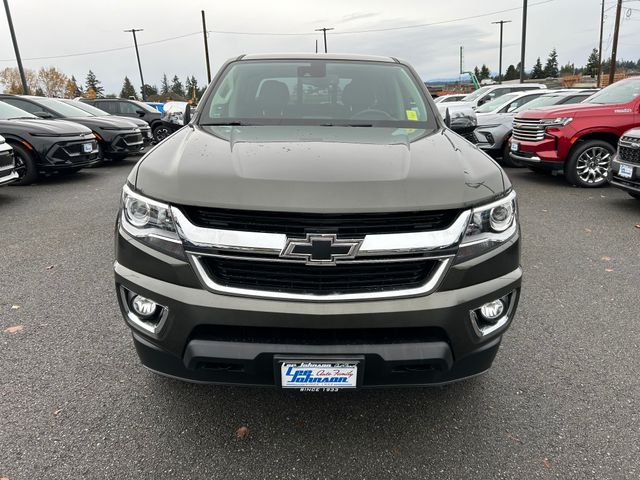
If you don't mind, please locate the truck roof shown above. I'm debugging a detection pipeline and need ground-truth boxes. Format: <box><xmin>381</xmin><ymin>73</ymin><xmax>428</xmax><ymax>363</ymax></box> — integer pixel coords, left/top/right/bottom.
<box><xmin>238</xmin><ymin>53</ymin><xmax>397</xmax><ymax>63</ymax></box>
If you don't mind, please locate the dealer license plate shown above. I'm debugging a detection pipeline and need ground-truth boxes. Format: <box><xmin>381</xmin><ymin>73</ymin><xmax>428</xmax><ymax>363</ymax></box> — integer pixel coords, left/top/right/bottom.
<box><xmin>510</xmin><ymin>141</ymin><xmax>519</xmax><ymax>152</ymax></box>
<box><xmin>280</xmin><ymin>361</ymin><xmax>358</xmax><ymax>390</ymax></box>
<box><xmin>83</xmin><ymin>142</ymin><xmax>93</xmax><ymax>153</ymax></box>
<box><xmin>619</xmin><ymin>163</ymin><xmax>634</xmax><ymax>179</ymax></box>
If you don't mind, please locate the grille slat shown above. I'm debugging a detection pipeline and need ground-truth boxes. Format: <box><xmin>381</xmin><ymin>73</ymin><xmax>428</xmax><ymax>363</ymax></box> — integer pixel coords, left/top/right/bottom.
<box><xmin>513</xmin><ymin>118</ymin><xmax>545</xmax><ymax>142</ymax></box>
<box><xmin>181</xmin><ymin>207</ymin><xmax>460</xmax><ymax>236</ymax></box>
<box><xmin>619</xmin><ymin>145</ymin><xmax>640</xmax><ymax>165</ymax></box>
<box><xmin>202</xmin><ymin>257</ymin><xmax>437</xmax><ymax>294</ymax></box>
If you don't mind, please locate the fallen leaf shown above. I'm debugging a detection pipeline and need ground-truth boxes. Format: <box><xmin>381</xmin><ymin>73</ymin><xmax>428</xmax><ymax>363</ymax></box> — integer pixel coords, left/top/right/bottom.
<box><xmin>584</xmin><ymin>228</ymin><xmax>592</xmax><ymax>234</ymax></box>
<box><xmin>605</xmin><ymin>268</ymin><xmax>614</xmax><ymax>272</ymax></box>
<box><xmin>601</xmin><ymin>256</ymin><xmax>612</xmax><ymax>261</ymax></box>
<box><xmin>53</xmin><ymin>409</ymin><xmax>63</xmax><ymax>416</ymax></box>
<box><xmin>635</xmin><ymin>224</ymin><xmax>640</xmax><ymax>229</ymax></box>
<box><xmin>1</xmin><ymin>476</ymin><xmax>10</xmax><ymax>480</ymax></box>
<box><xmin>543</xmin><ymin>458</ymin><xmax>552</xmax><ymax>469</ymax></box>
<box><xmin>10</xmin><ymin>305</ymin><xmax>20</xmax><ymax>310</ymax></box>
<box><xmin>4</xmin><ymin>325</ymin><xmax>23</xmax><ymax>334</ymax></box>
<box><xmin>507</xmin><ymin>432</ymin><xmax>522</xmax><ymax>444</ymax></box>
<box><xmin>236</xmin><ymin>425</ymin><xmax>250</xmax><ymax>440</ymax></box>
<box><xmin>46</xmin><ymin>265</ymin><xmax>55</xmax><ymax>270</ymax></box>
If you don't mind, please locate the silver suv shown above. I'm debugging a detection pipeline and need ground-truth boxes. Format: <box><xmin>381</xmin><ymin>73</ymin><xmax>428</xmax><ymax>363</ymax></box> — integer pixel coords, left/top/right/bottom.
<box><xmin>114</xmin><ymin>54</ymin><xmax>522</xmax><ymax>389</ymax></box>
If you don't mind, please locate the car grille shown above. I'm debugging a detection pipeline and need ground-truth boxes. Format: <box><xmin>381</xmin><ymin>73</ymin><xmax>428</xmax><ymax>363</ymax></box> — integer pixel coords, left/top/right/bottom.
<box><xmin>0</xmin><ymin>148</ymin><xmax>14</xmax><ymax>172</ymax></box>
<box><xmin>48</xmin><ymin>139</ymin><xmax>98</xmax><ymax>165</ymax></box>
<box><xmin>461</xmin><ymin>131</ymin><xmax>478</xmax><ymax>144</ymax></box>
<box><xmin>513</xmin><ymin>118</ymin><xmax>545</xmax><ymax>142</ymax></box>
<box><xmin>200</xmin><ymin>256</ymin><xmax>438</xmax><ymax>295</ymax></box>
<box><xmin>619</xmin><ymin>136</ymin><xmax>640</xmax><ymax>165</ymax></box>
<box><xmin>180</xmin><ymin>207</ymin><xmax>461</xmax><ymax>236</ymax></box>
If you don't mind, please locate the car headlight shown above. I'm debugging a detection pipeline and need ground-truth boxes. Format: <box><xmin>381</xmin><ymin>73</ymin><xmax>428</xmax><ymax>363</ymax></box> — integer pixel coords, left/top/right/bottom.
<box><xmin>540</xmin><ymin>117</ymin><xmax>573</xmax><ymax>128</ymax></box>
<box><xmin>120</xmin><ymin>185</ymin><xmax>186</xmax><ymax>259</ymax></box>
<box><xmin>456</xmin><ymin>190</ymin><xmax>518</xmax><ymax>262</ymax></box>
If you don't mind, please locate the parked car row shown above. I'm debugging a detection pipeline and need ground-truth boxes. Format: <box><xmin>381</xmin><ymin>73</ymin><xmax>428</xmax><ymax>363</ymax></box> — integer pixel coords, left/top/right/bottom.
<box><xmin>443</xmin><ymin>76</ymin><xmax>640</xmax><ymax>198</ymax></box>
<box><xmin>0</xmin><ymin>95</ymin><xmax>196</xmax><ymax>186</ymax></box>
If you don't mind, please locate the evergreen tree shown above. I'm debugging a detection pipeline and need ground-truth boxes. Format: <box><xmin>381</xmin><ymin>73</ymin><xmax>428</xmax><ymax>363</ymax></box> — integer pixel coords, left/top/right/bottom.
<box><xmin>560</xmin><ymin>62</ymin><xmax>575</xmax><ymax>76</ymax></box>
<box><xmin>142</xmin><ymin>84</ymin><xmax>158</xmax><ymax>98</ymax></box>
<box><xmin>160</xmin><ymin>74</ymin><xmax>170</xmax><ymax>95</ymax></box>
<box><xmin>543</xmin><ymin>49</ymin><xmax>559</xmax><ymax>78</ymax></box>
<box><xmin>531</xmin><ymin>57</ymin><xmax>544</xmax><ymax>79</ymax></box>
<box><xmin>85</xmin><ymin>70</ymin><xmax>104</xmax><ymax>97</ymax></box>
<box><xmin>170</xmin><ymin>75</ymin><xmax>185</xmax><ymax>97</ymax></box>
<box><xmin>585</xmin><ymin>48</ymin><xmax>599</xmax><ymax>78</ymax></box>
<box><xmin>480</xmin><ymin>64</ymin><xmax>491</xmax><ymax>80</ymax></box>
<box><xmin>473</xmin><ymin>66</ymin><xmax>481</xmax><ymax>80</ymax></box>
<box><xmin>503</xmin><ymin>64</ymin><xmax>519</xmax><ymax>81</ymax></box>
<box><xmin>120</xmin><ymin>76</ymin><xmax>136</xmax><ymax>99</ymax></box>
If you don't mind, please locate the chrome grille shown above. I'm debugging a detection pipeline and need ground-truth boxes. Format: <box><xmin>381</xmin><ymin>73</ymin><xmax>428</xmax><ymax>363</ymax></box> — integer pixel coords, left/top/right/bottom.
<box><xmin>619</xmin><ymin>136</ymin><xmax>640</xmax><ymax>165</ymax></box>
<box><xmin>512</xmin><ymin>118</ymin><xmax>545</xmax><ymax>142</ymax></box>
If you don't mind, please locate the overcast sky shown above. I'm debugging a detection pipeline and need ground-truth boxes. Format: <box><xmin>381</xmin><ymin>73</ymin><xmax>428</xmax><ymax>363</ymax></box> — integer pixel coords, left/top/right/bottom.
<box><xmin>1</xmin><ymin>0</ymin><xmax>639</xmax><ymax>94</ymax></box>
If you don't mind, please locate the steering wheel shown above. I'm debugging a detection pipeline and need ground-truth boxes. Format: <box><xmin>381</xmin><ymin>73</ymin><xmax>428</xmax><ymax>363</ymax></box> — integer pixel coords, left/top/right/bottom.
<box><xmin>351</xmin><ymin>109</ymin><xmax>395</xmax><ymax>120</ymax></box>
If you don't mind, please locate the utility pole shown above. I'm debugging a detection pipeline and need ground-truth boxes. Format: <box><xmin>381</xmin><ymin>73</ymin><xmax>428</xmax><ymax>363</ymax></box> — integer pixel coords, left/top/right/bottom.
<box><xmin>201</xmin><ymin>10</ymin><xmax>211</xmax><ymax>84</ymax></box>
<box><xmin>519</xmin><ymin>0</ymin><xmax>528</xmax><ymax>83</ymax></box>
<box><xmin>315</xmin><ymin>27</ymin><xmax>334</xmax><ymax>53</ymax></box>
<box><xmin>608</xmin><ymin>0</ymin><xmax>623</xmax><ymax>85</ymax></box>
<box><xmin>492</xmin><ymin>20</ymin><xmax>511</xmax><ymax>84</ymax></box>
<box><xmin>597</xmin><ymin>0</ymin><xmax>605</xmax><ymax>87</ymax></box>
<box><xmin>3</xmin><ymin>0</ymin><xmax>29</xmax><ymax>94</ymax></box>
<box><xmin>124</xmin><ymin>28</ymin><xmax>146</xmax><ymax>100</ymax></box>
<box><xmin>315</xmin><ymin>39</ymin><xmax>318</xmax><ymax>53</ymax></box>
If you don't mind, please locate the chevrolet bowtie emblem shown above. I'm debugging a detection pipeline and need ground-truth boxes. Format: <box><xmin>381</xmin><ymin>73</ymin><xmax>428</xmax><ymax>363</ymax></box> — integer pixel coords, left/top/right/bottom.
<box><xmin>281</xmin><ymin>234</ymin><xmax>362</xmax><ymax>265</ymax></box>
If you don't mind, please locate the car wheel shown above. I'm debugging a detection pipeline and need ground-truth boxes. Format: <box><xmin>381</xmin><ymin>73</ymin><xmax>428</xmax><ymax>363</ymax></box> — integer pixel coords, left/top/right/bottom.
<box><xmin>500</xmin><ymin>137</ymin><xmax>524</xmax><ymax>168</ymax></box>
<box><xmin>153</xmin><ymin>125</ymin><xmax>171</xmax><ymax>142</ymax></box>
<box><xmin>9</xmin><ymin>143</ymin><xmax>39</xmax><ymax>186</ymax></box>
<box><xmin>564</xmin><ymin>140</ymin><xmax>614</xmax><ymax>188</ymax></box>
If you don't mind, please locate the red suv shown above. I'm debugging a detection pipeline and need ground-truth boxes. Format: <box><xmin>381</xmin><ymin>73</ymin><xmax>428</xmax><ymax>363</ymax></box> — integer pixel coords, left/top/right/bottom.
<box><xmin>509</xmin><ymin>77</ymin><xmax>640</xmax><ymax>187</ymax></box>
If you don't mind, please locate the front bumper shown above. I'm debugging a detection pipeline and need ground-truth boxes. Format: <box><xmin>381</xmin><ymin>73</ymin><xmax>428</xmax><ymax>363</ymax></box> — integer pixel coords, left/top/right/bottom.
<box><xmin>103</xmin><ymin>131</ymin><xmax>144</xmax><ymax>155</ymax></box>
<box><xmin>114</xmin><ymin>229</ymin><xmax>522</xmax><ymax>387</ymax></box>
<box><xmin>609</xmin><ymin>155</ymin><xmax>640</xmax><ymax>195</ymax></box>
<box><xmin>475</xmin><ymin>125</ymin><xmax>510</xmax><ymax>152</ymax></box>
<box><xmin>509</xmin><ymin>137</ymin><xmax>564</xmax><ymax>169</ymax></box>
<box><xmin>41</xmin><ymin>138</ymin><xmax>101</xmax><ymax>171</ymax></box>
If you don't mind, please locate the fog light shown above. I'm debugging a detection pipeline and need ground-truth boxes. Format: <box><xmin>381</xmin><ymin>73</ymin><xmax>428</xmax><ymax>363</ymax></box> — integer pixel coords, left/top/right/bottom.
<box><xmin>131</xmin><ymin>295</ymin><xmax>158</xmax><ymax>318</ymax></box>
<box><xmin>479</xmin><ymin>299</ymin><xmax>505</xmax><ymax>322</ymax></box>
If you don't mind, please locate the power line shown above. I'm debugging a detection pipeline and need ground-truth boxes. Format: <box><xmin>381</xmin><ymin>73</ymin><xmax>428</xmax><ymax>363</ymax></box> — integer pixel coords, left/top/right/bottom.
<box><xmin>1</xmin><ymin>0</ymin><xmax>558</xmax><ymax>63</ymax></box>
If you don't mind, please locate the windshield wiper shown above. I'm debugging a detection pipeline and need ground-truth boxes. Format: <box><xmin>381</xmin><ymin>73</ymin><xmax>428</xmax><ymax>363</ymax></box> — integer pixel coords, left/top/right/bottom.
<box><xmin>320</xmin><ymin>122</ymin><xmax>373</xmax><ymax>127</ymax></box>
<box><xmin>9</xmin><ymin>116</ymin><xmax>37</xmax><ymax>120</ymax></box>
<box><xmin>201</xmin><ymin>121</ymin><xmax>254</xmax><ymax>126</ymax></box>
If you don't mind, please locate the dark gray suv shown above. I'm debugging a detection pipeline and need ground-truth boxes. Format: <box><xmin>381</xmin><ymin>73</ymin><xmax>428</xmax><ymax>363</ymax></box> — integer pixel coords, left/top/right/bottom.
<box><xmin>114</xmin><ymin>54</ymin><xmax>522</xmax><ymax>389</ymax></box>
<box><xmin>80</xmin><ymin>98</ymin><xmax>165</xmax><ymax>142</ymax></box>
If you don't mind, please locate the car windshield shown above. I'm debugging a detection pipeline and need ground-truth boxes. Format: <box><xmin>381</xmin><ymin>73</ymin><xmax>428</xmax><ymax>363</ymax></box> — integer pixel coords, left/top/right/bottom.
<box><xmin>61</xmin><ymin>100</ymin><xmax>108</xmax><ymax>116</ymax></box>
<box><xmin>475</xmin><ymin>93</ymin><xmax>519</xmax><ymax>113</ymax></box>
<box><xmin>34</xmin><ymin>97</ymin><xmax>94</xmax><ymax>117</ymax></box>
<box><xmin>199</xmin><ymin>59</ymin><xmax>435</xmax><ymax>129</ymax></box>
<box><xmin>132</xmin><ymin>100</ymin><xmax>159</xmax><ymax>113</ymax></box>
<box><xmin>463</xmin><ymin>86</ymin><xmax>493</xmax><ymax>102</ymax></box>
<box><xmin>0</xmin><ymin>100</ymin><xmax>38</xmax><ymax>120</ymax></box>
<box><xmin>585</xmin><ymin>80</ymin><xmax>640</xmax><ymax>104</ymax></box>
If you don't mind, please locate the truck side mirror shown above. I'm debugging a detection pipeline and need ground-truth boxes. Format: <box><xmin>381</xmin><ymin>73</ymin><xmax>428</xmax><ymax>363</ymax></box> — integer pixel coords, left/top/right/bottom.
<box><xmin>445</xmin><ymin>107</ymin><xmax>477</xmax><ymax>135</ymax></box>
<box><xmin>184</xmin><ymin>105</ymin><xmax>191</xmax><ymax>125</ymax></box>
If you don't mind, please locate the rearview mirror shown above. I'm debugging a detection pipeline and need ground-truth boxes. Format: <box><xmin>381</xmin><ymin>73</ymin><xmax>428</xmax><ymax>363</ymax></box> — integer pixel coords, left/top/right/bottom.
<box><xmin>136</xmin><ymin>109</ymin><xmax>146</xmax><ymax>117</ymax></box>
<box><xmin>444</xmin><ymin>106</ymin><xmax>477</xmax><ymax>135</ymax></box>
<box><xmin>184</xmin><ymin>105</ymin><xmax>191</xmax><ymax>125</ymax></box>
<box><xmin>34</xmin><ymin>111</ymin><xmax>53</xmax><ymax>119</ymax></box>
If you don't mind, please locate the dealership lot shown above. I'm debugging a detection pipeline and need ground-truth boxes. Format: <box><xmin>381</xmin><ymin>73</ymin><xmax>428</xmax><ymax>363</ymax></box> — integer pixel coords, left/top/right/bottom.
<box><xmin>1</xmin><ymin>162</ymin><xmax>639</xmax><ymax>479</ymax></box>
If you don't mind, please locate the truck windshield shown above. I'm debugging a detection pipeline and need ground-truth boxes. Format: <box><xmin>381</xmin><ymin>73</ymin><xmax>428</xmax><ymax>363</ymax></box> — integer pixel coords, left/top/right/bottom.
<box><xmin>462</xmin><ymin>86</ymin><xmax>493</xmax><ymax>102</ymax></box>
<box><xmin>199</xmin><ymin>60</ymin><xmax>435</xmax><ymax>129</ymax></box>
<box><xmin>476</xmin><ymin>93</ymin><xmax>519</xmax><ymax>113</ymax></box>
<box><xmin>585</xmin><ymin>80</ymin><xmax>640</xmax><ymax>105</ymax></box>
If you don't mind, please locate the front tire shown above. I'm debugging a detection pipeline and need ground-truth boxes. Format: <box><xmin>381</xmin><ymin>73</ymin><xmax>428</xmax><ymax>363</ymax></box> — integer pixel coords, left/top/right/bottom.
<box><xmin>10</xmin><ymin>143</ymin><xmax>39</xmax><ymax>186</ymax></box>
<box><xmin>153</xmin><ymin>124</ymin><xmax>171</xmax><ymax>143</ymax></box>
<box><xmin>564</xmin><ymin>140</ymin><xmax>614</xmax><ymax>188</ymax></box>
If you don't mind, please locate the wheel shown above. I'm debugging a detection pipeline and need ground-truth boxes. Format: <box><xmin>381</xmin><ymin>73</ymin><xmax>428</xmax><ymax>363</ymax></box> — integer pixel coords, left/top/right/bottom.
<box><xmin>153</xmin><ymin>124</ymin><xmax>171</xmax><ymax>143</ymax></box>
<box><xmin>628</xmin><ymin>191</ymin><xmax>640</xmax><ymax>200</ymax></box>
<box><xmin>500</xmin><ymin>137</ymin><xmax>524</xmax><ymax>168</ymax></box>
<box><xmin>9</xmin><ymin>143</ymin><xmax>39</xmax><ymax>186</ymax></box>
<box><xmin>564</xmin><ymin>140</ymin><xmax>614</xmax><ymax>187</ymax></box>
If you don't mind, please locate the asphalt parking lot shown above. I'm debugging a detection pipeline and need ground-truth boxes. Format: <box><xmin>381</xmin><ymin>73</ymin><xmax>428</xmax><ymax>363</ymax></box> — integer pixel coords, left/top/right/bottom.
<box><xmin>1</xmin><ymin>161</ymin><xmax>639</xmax><ymax>480</ymax></box>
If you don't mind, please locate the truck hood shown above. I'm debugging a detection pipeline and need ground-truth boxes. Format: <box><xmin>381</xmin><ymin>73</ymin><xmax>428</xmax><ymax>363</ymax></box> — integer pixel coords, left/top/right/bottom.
<box><xmin>134</xmin><ymin>125</ymin><xmax>507</xmax><ymax>213</ymax></box>
<box><xmin>0</xmin><ymin>118</ymin><xmax>92</xmax><ymax>136</ymax></box>
<box><xmin>516</xmin><ymin>102</ymin><xmax>624</xmax><ymax>119</ymax></box>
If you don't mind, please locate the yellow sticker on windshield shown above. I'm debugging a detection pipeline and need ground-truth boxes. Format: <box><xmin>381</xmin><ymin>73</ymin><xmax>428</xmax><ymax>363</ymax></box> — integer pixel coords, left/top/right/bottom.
<box><xmin>406</xmin><ymin>110</ymin><xmax>418</xmax><ymax>121</ymax></box>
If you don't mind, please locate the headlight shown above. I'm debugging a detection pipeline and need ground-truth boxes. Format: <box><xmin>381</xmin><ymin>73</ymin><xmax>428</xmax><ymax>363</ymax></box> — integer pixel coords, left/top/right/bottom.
<box><xmin>120</xmin><ymin>185</ymin><xmax>186</xmax><ymax>259</ymax></box>
<box><xmin>540</xmin><ymin>117</ymin><xmax>573</xmax><ymax>127</ymax></box>
<box><xmin>456</xmin><ymin>190</ymin><xmax>518</xmax><ymax>262</ymax></box>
